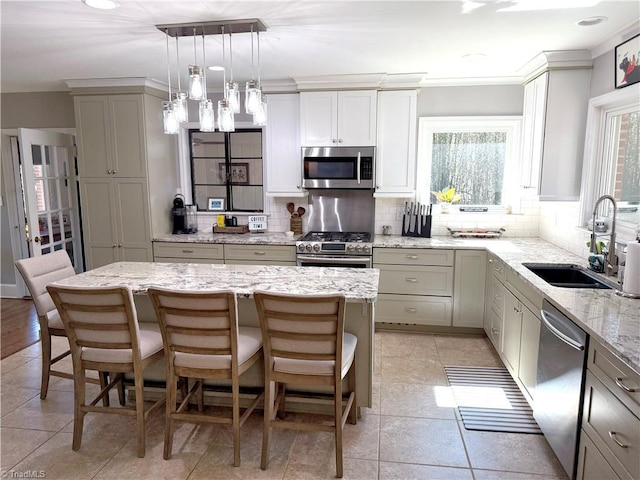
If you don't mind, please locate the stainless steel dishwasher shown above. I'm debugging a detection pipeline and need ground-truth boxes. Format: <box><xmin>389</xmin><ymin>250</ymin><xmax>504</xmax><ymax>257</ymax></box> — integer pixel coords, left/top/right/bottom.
<box><xmin>534</xmin><ymin>299</ymin><xmax>588</xmax><ymax>480</ymax></box>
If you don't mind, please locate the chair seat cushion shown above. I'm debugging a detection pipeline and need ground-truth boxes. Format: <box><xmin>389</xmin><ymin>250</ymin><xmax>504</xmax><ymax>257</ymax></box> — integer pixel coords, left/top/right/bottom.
<box><xmin>174</xmin><ymin>326</ymin><xmax>262</xmax><ymax>370</ymax></box>
<box><xmin>47</xmin><ymin>309</ymin><xmax>64</xmax><ymax>330</ymax></box>
<box><xmin>273</xmin><ymin>333</ymin><xmax>357</xmax><ymax>377</ymax></box>
<box><xmin>81</xmin><ymin>323</ymin><xmax>164</xmax><ymax>364</ymax></box>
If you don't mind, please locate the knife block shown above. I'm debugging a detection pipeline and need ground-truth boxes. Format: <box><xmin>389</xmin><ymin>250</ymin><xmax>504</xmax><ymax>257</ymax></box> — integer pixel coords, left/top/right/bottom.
<box><xmin>402</xmin><ymin>213</ymin><xmax>432</xmax><ymax>238</ymax></box>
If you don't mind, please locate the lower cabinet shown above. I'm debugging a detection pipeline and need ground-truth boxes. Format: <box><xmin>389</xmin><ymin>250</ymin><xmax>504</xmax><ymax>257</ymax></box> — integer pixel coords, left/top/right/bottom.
<box><xmin>453</xmin><ymin>250</ymin><xmax>486</xmax><ymax>327</ymax></box>
<box><xmin>578</xmin><ymin>340</ymin><xmax>640</xmax><ymax>480</ymax></box>
<box><xmin>152</xmin><ymin>242</ymin><xmax>224</xmax><ymax>264</ymax></box>
<box><xmin>502</xmin><ymin>289</ymin><xmax>523</xmax><ymax>376</ymax></box>
<box><xmin>518</xmin><ymin>306</ymin><xmax>540</xmax><ymax>399</ymax></box>
<box><xmin>223</xmin><ymin>244</ymin><xmax>296</xmax><ymax>265</ymax></box>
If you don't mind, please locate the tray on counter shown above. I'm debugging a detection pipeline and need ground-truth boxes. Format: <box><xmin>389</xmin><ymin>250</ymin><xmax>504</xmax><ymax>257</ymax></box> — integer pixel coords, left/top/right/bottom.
<box><xmin>213</xmin><ymin>225</ymin><xmax>249</xmax><ymax>234</ymax></box>
<box><xmin>447</xmin><ymin>227</ymin><xmax>505</xmax><ymax>238</ymax></box>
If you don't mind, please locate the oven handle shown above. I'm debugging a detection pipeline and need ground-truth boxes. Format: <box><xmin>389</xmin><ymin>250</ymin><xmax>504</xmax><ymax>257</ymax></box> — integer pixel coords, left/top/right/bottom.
<box><xmin>297</xmin><ymin>254</ymin><xmax>371</xmax><ymax>267</ymax></box>
<box><xmin>357</xmin><ymin>151</ymin><xmax>361</xmax><ymax>185</ymax></box>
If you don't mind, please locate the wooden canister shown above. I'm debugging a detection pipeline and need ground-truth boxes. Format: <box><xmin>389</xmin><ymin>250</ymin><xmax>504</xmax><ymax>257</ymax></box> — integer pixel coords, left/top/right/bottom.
<box><xmin>290</xmin><ymin>216</ymin><xmax>302</xmax><ymax>235</ymax></box>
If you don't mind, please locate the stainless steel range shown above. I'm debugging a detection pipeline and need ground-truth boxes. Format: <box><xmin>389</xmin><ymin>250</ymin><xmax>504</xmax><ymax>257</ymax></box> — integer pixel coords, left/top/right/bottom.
<box><xmin>296</xmin><ymin>231</ymin><xmax>373</xmax><ymax>268</ymax></box>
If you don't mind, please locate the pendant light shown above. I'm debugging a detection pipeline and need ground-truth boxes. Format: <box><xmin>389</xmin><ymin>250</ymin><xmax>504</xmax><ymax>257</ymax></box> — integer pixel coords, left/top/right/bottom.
<box><xmin>225</xmin><ymin>31</ymin><xmax>241</xmax><ymax>114</ymax></box>
<box><xmin>188</xmin><ymin>27</ymin><xmax>205</xmax><ymax>101</ymax></box>
<box><xmin>171</xmin><ymin>36</ymin><xmax>188</xmax><ymax>123</ymax></box>
<box><xmin>218</xmin><ymin>26</ymin><xmax>235</xmax><ymax>132</ymax></box>
<box><xmin>198</xmin><ymin>27</ymin><xmax>215</xmax><ymax>132</ymax></box>
<box><xmin>245</xmin><ymin>25</ymin><xmax>261</xmax><ymax>115</ymax></box>
<box><xmin>162</xmin><ymin>29</ymin><xmax>179</xmax><ymax>134</ymax></box>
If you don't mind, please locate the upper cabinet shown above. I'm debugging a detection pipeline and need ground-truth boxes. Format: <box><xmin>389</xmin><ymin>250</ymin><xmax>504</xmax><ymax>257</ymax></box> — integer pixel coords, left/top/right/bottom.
<box><xmin>300</xmin><ymin>90</ymin><xmax>377</xmax><ymax>146</ymax></box>
<box><xmin>519</xmin><ymin>51</ymin><xmax>592</xmax><ymax>201</ymax></box>
<box><xmin>74</xmin><ymin>95</ymin><xmax>147</xmax><ymax>178</ymax></box>
<box><xmin>374</xmin><ymin>90</ymin><xmax>417</xmax><ymax>197</ymax></box>
<box><xmin>264</xmin><ymin>93</ymin><xmax>305</xmax><ymax>197</ymax></box>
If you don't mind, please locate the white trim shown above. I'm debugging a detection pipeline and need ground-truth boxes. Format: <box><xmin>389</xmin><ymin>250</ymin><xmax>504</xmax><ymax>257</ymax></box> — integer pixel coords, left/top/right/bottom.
<box><xmin>579</xmin><ymin>84</ymin><xmax>640</xmax><ymax>229</ymax></box>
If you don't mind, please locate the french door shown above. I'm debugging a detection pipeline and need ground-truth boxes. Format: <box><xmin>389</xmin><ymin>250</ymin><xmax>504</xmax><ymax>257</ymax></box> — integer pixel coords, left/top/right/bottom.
<box><xmin>17</xmin><ymin>128</ymin><xmax>83</xmax><ymax>270</ymax></box>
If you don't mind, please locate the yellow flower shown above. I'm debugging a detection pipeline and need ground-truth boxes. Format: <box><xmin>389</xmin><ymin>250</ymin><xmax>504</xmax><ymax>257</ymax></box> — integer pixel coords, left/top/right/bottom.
<box><xmin>431</xmin><ymin>187</ymin><xmax>462</xmax><ymax>204</ymax></box>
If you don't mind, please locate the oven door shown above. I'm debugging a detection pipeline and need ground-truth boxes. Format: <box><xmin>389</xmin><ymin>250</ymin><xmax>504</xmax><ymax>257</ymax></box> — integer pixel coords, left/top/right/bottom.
<box><xmin>297</xmin><ymin>254</ymin><xmax>372</xmax><ymax>268</ymax></box>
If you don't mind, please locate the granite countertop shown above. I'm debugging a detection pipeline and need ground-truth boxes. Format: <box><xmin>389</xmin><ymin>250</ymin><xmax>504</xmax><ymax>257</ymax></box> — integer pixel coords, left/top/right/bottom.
<box><xmin>152</xmin><ymin>232</ymin><xmax>639</xmax><ymax>373</ymax></box>
<box><xmin>52</xmin><ymin>262</ymin><xmax>379</xmax><ymax>304</ymax></box>
<box><xmin>153</xmin><ymin>232</ymin><xmax>300</xmax><ymax>246</ymax></box>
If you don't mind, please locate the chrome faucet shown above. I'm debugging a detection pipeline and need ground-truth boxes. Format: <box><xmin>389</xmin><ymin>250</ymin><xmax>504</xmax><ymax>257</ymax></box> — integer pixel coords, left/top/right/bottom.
<box><xmin>590</xmin><ymin>195</ymin><xmax>618</xmax><ymax>276</ymax></box>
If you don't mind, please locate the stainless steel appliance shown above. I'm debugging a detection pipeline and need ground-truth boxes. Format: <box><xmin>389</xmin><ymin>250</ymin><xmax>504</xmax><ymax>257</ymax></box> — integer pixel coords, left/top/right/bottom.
<box><xmin>302</xmin><ymin>146</ymin><xmax>375</xmax><ymax>189</ymax></box>
<box><xmin>171</xmin><ymin>195</ymin><xmax>197</xmax><ymax>234</ymax></box>
<box><xmin>296</xmin><ymin>231</ymin><xmax>372</xmax><ymax>268</ymax></box>
<box><xmin>534</xmin><ymin>299</ymin><xmax>588</xmax><ymax>479</ymax></box>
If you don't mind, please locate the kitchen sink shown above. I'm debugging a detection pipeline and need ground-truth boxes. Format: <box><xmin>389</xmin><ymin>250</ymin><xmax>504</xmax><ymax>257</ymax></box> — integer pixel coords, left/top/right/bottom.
<box><xmin>523</xmin><ymin>263</ymin><xmax>614</xmax><ymax>289</ymax></box>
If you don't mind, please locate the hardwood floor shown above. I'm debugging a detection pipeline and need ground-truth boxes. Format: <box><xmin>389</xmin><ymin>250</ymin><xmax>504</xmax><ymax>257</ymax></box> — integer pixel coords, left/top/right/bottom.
<box><xmin>1</xmin><ymin>298</ymin><xmax>39</xmax><ymax>359</ymax></box>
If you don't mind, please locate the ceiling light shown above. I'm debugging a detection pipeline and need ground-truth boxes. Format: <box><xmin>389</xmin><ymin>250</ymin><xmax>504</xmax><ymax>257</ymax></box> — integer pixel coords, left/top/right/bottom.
<box><xmin>162</xmin><ymin>30</ymin><xmax>179</xmax><ymax>135</ymax></box>
<box><xmin>81</xmin><ymin>0</ymin><xmax>118</xmax><ymax>9</ymax></box>
<box><xmin>157</xmin><ymin>19</ymin><xmax>267</xmax><ymax>133</ymax></box>
<box><xmin>576</xmin><ymin>16</ymin><xmax>608</xmax><ymax>27</ymax></box>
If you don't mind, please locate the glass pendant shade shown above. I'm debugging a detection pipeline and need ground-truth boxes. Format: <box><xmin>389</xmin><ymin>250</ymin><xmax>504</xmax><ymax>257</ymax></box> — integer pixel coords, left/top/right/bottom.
<box><xmin>162</xmin><ymin>101</ymin><xmax>179</xmax><ymax>134</ymax></box>
<box><xmin>245</xmin><ymin>80</ymin><xmax>261</xmax><ymax>114</ymax></box>
<box><xmin>252</xmin><ymin>95</ymin><xmax>267</xmax><ymax>126</ymax></box>
<box><xmin>199</xmin><ymin>99</ymin><xmax>215</xmax><ymax>132</ymax></box>
<box><xmin>218</xmin><ymin>99</ymin><xmax>235</xmax><ymax>132</ymax></box>
<box><xmin>171</xmin><ymin>91</ymin><xmax>188</xmax><ymax>123</ymax></box>
<box><xmin>188</xmin><ymin>65</ymin><xmax>205</xmax><ymax>100</ymax></box>
<box><xmin>226</xmin><ymin>81</ymin><xmax>241</xmax><ymax>114</ymax></box>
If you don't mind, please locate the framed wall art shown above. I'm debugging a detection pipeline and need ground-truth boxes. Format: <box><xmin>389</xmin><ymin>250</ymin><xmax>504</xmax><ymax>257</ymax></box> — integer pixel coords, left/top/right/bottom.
<box><xmin>218</xmin><ymin>163</ymin><xmax>250</xmax><ymax>185</ymax></box>
<box><xmin>207</xmin><ymin>198</ymin><xmax>225</xmax><ymax>211</ymax></box>
<box><xmin>615</xmin><ymin>33</ymin><xmax>640</xmax><ymax>89</ymax></box>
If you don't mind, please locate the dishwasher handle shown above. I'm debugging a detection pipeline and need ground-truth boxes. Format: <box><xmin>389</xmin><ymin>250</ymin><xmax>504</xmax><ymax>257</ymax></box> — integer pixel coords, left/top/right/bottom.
<box><xmin>540</xmin><ymin>309</ymin><xmax>586</xmax><ymax>352</ymax></box>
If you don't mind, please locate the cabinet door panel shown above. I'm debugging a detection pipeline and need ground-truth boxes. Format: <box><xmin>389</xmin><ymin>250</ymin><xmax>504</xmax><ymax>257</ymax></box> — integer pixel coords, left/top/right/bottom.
<box><xmin>518</xmin><ymin>306</ymin><xmax>540</xmax><ymax>400</ymax></box>
<box><xmin>85</xmin><ymin>245</ymin><xmax>118</xmax><ymax>270</ymax></box>
<box><xmin>110</xmin><ymin>96</ymin><xmax>146</xmax><ymax>177</ymax></box>
<box><xmin>577</xmin><ymin>430</ymin><xmax>620</xmax><ymax>480</ymax></box>
<box><xmin>338</xmin><ymin>91</ymin><xmax>377</xmax><ymax>146</ymax></box>
<box><xmin>114</xmin><ymin>179</ymin><xmax>151</xmax><ymax>248</ymax></box>
<box><xmin>453</xmin><ymin>250</ymin><xmax>486</xmax><ymax>327</ymax></box>
<box><xmin>300</xmin><ymin>92</ymin><xmax>337</xmax><ymax>146</ymax></box>
<box><xmin>79</xmin><ymin>179</ymin><xmax>117</xmax><ymax>267</ymax></box>
<box><xmin>502</xmin><ymin>290</ymin><xmax>522</xmax><ymax>375</ymax></box>
<box><xmin>75</xmin><ymin>97</ymin><xmax>111</xmax><ymax>177</ymax></box>
<box><xmin>120</xmin><ymin>245</ymin><xmax>152</xmax><ymax>262</ymax></box>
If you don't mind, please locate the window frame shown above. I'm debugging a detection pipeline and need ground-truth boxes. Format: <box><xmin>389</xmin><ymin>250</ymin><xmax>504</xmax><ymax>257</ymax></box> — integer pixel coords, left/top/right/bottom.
<box><xmin>177</xmin><ymin>121</ymin><xmax>267</xmax><ymax>214</ymax></box>
<box><xmin>579</xmin><ymin>84</ymin><xmax>640</xmax><ymax>234</ymax></box>
<box><xmin>416</xmin><ymin>116</ymin><xmax>523</xmax><ymax>211</ymax></box>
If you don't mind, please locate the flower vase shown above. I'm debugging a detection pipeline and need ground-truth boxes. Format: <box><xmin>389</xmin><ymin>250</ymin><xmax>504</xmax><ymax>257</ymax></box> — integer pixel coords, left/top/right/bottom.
<box><xmin>440</xmin><ymin>202</ymin><xmax>451</xmax><ymax>214</ymax></box>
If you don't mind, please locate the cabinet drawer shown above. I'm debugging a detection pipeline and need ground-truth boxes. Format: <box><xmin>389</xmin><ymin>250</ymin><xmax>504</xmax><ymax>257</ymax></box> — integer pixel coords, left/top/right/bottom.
<box><xmin>588</xmin><ymin>340</ymin><xmax>640</xmax><ymax>417</ymax></box>
<box><xmin>505</xmin><ymin>268</ymin><xmax>543</xmax><ymax>313</ymax></box>
<box><xmin>582</xmin><ymin>371</ymin><xmax>639</xmax><ymax>480</ymax></box>
<box><xmin>153</xmin><ymin>242</ymin><xmax>224</xmax><ymax>260</ymax></box>
<box><xmin>489</xmin><ymin>276</ymin><xmax>506</xmax><ymax>317</ymax></box>
<box><xmin>487</xmin><ymin>253</ymin><xmax>506</xmax><ymax>282</ymax></box>
<box><xmin>225</xmin><ymin>259</ymin><xmax>296</xmax><ymax>266</ymax></box>
<box><xmin>154</xmin><ymin>257</ymin><xmax>224</xmax><ymax>265</ymax></box>
<box><xmin>375</xmin><ymin>294</ymin><xmax>452</xmax><ymax>326</ymax></box>
<box><xmin>224</xmin><ymin>244</ymin><xmax>296</xmax><ymax>262</ymax></box>
<box><xmin>373</xmin><ymin>248</ymin><xmax>454</xmax><ymax>266</ymax></box>
<box><xmin>378</xmin><ymin>265</ymin><xmax>453</xmax><ymax>296</ymax></box>
<box><xmin>577</xmin><ymin>430</ymin><xmax>620</xmax><ymax>480</ymax></box>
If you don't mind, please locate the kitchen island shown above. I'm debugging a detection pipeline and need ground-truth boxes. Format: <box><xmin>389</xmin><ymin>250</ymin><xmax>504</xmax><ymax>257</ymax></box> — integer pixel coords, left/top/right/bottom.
<box><xmin>50</xmin><ymin>261</ymin><xmax>380</xmax><ymax>408</ymax></box>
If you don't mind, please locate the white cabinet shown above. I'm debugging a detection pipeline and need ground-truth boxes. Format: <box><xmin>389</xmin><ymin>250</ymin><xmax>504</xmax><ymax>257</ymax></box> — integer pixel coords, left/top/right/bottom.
<box><xmin>374</xmin><ymin>90</ymin><xmax>417</xmax><ymax>197</ymax></box>
<box><xmin>73</xmin><ymin>87</ymin><xmax>177</xmax><ymax>270</ymax></box>
<box><xmin>453</xmin><ymin>250</ymin><xmax>486</xmax><ymax>327</ymax></box>
<box><xmin>264</xmin><ymin>94</ymin><xmax>305</xmax><ymax>197</ymax></box>
<box><xmin>153</xmin><ymin>242</ymin><xmax>224</xmax><ymax>264</ymax></box>
<box><xmin>224</xmin><ymin>244</ymin><xmax>297</xmax><ymax>266</ymax></box>
<box><xmin>502</xmin><ymin>289</ymin><xmax>523</xmax><ymax>376</ymax></box>
<box><xmin>300</xmin><ymin>90</ymin><xmax>377</xmax><ymax>146</ymax></box>
<box><xmin>518</xmin><ymin>306</ymin><xmax>540</xmax><ymax>399</ymax></box>
<box><xmin>484</xmin><ymin>253</ymin><xmax>506</xmax><ymax>351</ymax></box>
<box><xmin>519</xmin><ymin>68</ymin><xmax>591</xmax><ymax>200</ymax></box>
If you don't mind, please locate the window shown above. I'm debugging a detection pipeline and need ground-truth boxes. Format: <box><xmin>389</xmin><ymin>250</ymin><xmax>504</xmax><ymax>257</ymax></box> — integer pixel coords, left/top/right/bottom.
<box><xmin>416</xmin><ymin>116</ymin><xmax>522</xmax><ymax>209</ymax></box>
<box><xmin>580</xmin><ymin>86</ymin><xmax>640</xmax><ymax>232</ymax></box>
<box><xmin>189</xmin><ymin>129</ymin><xmax>264</xmax><ymax>212</ymax></box>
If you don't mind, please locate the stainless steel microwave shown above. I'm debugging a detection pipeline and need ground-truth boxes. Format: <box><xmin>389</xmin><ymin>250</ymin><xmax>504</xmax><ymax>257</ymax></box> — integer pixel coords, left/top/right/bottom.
<box><xmin>302</xmin><ymin>147</ymin><xmax>375</xmax><ymax>189</ymax></box>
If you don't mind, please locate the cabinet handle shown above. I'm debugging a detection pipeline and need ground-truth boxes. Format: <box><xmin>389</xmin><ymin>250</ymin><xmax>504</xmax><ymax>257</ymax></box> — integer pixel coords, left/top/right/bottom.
<box><xmin>405</xmin><ymin>255</ymin><xmax>418</xmax><ymax>259</ymax></box>
<box><xmin>112</xmin><ymin>244</ymin><xmax>117</xmax><ymax>248</ymax></box>
<box><xmin>608</xmin><ymin>431</ymin><xmax>628</xmax><ymax>448</ymax></box>
<box><xmin>404</xmin><ymin>307</ymin><xmax>417</xmax><ymax>313</ymax></box>
<box><xmin>489</xmin><ymin>258</ymin><xmax>493</xmax><ymax>264</ymax></box>
<box><xmin>332</xmin><ymin>139</ymin><xmax>338</xmax><ymax>144</ymax></box>
<box><xmin>405</xmin><ymin>278</ymin><xmax>418</xmax><ymax>282</ymax></box>
<box><xmin>615</xmin><ymin>377</ymin><xmax>638</xmax><ymax>393</ymax></box>
<box><xmin>182</xmin><ymin>249</ymin><xmax>194</xmax><ymax>254</ymax></box>
<box><xmin>513</xmin><ymin>306</ymin><xmax>521</xmax><ymax>314</ymax></box>
<box><xmin>112</xmin><ymin>170</ymin><xmax>117</xmax><ymax>174</ymax></box>
<box><xmin>494</xmin><ymin>294</ymin><xmax>501</xmax><ymax>301</ymax></box>
<box><xmin>107</xmin><ymin>170</ymin><xmax>112</xmax><ymax>174</ymax></box>
<box><xmin>118</xmin><ymin>244</ymin><xmax>122</xmax><ymax>248</ymax></box>
<box><xmin>254</xmin><ymin>251</ymin><xmax>266</xmax><ymax>255</ymax></box>
<box><xmin>491</xmin><ymin>327</ymin><xmax>500</xmax><ymax>335</ymax></box>
<box><xmin>338</xmin><ymin>138</ymin><xmax>343</xmax><ymax>143</ymax></box>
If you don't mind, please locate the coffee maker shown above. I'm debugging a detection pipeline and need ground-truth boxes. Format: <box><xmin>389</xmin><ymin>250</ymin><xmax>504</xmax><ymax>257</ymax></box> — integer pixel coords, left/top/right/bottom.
<box><xmin>172</xmin><ymin>195</ymin><xmax>198</xmax><ymax>234</ymax></box>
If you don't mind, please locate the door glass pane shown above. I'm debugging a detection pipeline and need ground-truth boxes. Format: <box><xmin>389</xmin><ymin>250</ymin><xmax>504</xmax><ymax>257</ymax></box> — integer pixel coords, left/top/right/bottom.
<box><xmin>44</xmin><ymin>145</ymin><xmax>54</xmax><ymax>176</ymax></box>
<box><xmin>62</xmin><ymin>209</ymin><xmax>72</xmax><ymax>239</ymax></box>
<box><xmin>48</xmin><ymin>179</ymin><xmax>59</xmax><ymax>210</ymax></box>
<box><xmin>51</xmin><ymin>212</ymin><xmax>62</xmax><ymax>241</ymax></box>
<box><xmin>613</xmin><ymin>110</ymin><xmax>640</xmax><ymax>226</ymax></box>
<box><xmin>34</xmin><ymin>179</ymin><xmax>46</xmax><ymax>212</ymax></box>
<box><xmin>42</xmin><ymin>247</ymin><xmax>51</xmax><ymax>254</ymax></box>
<box><xmin>31</xmin><ymin>144</ymin><xmax>43</xmax><ymax>167</ymax></box>
<box><xmin>38</xmin><ymin>214</ymin><xmax>50</xmax><ymax>245</ymax></box>
<box><xmin>65</xmin><ymin>242</ymin><xmax>75</xmax><ymax>266</ymax></box>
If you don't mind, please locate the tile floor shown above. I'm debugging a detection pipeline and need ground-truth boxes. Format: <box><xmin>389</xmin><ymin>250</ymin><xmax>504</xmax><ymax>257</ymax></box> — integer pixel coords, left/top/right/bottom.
<box><xmin>1</xmin><ymin>331</ymin><xmax>568</xmax><ymax>479</ymax></box>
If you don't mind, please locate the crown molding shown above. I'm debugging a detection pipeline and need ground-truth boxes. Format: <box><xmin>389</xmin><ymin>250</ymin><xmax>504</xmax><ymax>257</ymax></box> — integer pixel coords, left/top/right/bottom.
<box><xmin>419</xmin><ymin>76</ymin><xmax>523</xmax><ymax>87</ymax></box>
<box><xmin>517</xmin><ymin>50</ymin><xmax>593</xmax><ymax>83</ymax></box>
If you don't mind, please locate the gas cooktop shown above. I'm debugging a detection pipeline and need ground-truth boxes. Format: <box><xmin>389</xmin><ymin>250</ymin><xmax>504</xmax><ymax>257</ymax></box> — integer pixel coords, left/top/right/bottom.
<box><xmin>299</xmin><ymin>231</ymin><xmax>371</xmax><ymax>243</ymax></box>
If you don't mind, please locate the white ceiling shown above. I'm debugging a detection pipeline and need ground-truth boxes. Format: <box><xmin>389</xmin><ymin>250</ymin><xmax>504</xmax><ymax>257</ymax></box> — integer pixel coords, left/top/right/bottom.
<box><xmin>1</xmin><ymin>0</ymin><xmax>639</xmax><ymax>93</ymax></box>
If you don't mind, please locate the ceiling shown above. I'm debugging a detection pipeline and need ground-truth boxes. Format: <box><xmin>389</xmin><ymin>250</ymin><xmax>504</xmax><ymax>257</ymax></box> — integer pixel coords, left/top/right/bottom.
<box><xmin>1</xmin><ymin>0</ymin><xmax>639</xmax><ymax>93</ymax></box>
